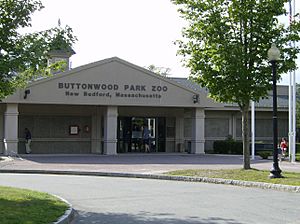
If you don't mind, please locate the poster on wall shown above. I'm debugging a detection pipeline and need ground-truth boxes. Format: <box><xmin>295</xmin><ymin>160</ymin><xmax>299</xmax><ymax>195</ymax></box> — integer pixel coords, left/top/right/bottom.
<box><xmin>69</xmin><ymin>125</ymin><xmax>79</xmax><ymax>135</ymax></box>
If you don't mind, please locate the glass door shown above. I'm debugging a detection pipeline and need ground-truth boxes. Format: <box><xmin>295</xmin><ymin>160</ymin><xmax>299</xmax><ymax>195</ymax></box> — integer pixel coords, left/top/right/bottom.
<box><xmin>131</xmin><ymin>117</ymin><xmax>143</xmax><ymax>152</ymax></box>
<box><xmin>117</xmin><ymin>117</ymin><xmax>165</xmax><ymax>153</ymax></box>
<box><xmin>117</xmin><ymin>117</ymin><xmax>132</xmax><ymax>153</ymax></box>
<box><xmin>157</xmin><ymin>117</ymin><xmax>166</xmax><ymax>152</ymax></box>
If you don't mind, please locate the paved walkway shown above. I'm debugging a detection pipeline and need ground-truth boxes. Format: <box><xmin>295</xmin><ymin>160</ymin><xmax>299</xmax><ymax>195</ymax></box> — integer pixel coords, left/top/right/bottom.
<box><xmin>1</xmin><ymin>153</ymin><xmax>299</xmax><ymax>174</ymax></box>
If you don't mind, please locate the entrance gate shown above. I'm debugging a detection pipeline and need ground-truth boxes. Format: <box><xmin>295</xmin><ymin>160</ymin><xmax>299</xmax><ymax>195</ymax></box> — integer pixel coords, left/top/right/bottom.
<box><xmin>117</xmin><ymin>117</ymin><xmax>166</xmax><ymax>153</ymax></box>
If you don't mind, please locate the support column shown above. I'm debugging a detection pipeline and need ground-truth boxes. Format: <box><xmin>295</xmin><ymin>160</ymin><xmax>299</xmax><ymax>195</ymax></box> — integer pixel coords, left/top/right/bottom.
<box><xmin>91</xmin><ymin>106</ymin><xmax>102</xmax><ymax>153</ymax></box>
<box><xmin>103</xmin><ymin>106</ymin><xmax>118</xmax><ymax>155</ymax></box>
<box><xmin>175</xmin><ymin>109</ymin><xmax>184</xmax><ymax>152</ymax></box>
<box><xmin>191</xmin><ymin>108</ymin><xmax>205</xmax><ymax>154</ymax></box>
<box><xmin>232</xmin><ymin>113</ymin><xmax>237</xmax><ymax>140</ymax></box>
<box><xmin>229</xmin><ymin>114</ymin><xmax>233</xmax><ymax>137</ymax></box>
<box><xmin>0</xmin><ymin>113</ymin><xmax>4</xmax><ymax>154</ymax></box>
<box><xmin>4</xmin><ymin>104</ymin><xmax>19</xmax><ymax>155</ymax></box>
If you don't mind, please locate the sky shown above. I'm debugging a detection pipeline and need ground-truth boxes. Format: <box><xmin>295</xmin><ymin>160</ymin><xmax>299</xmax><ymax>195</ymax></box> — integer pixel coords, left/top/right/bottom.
<box><xmin>25</xmin><ymin>0</ymin><xmax>299</xmax><ymax>85</ymax></box>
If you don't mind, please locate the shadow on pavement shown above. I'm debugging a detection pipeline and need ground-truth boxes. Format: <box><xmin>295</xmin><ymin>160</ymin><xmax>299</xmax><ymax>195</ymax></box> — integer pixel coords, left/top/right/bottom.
<box><xmin>72</xmin><ymin>210</ymin><xmax>243</xmax><ymax>224</ymax></box>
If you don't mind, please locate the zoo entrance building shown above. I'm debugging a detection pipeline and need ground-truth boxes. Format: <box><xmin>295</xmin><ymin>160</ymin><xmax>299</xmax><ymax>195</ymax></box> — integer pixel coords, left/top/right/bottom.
<box><xmin>0</xmin><ymin>56</ymin><xmax>288</xmax><ymax>155</ymax></box>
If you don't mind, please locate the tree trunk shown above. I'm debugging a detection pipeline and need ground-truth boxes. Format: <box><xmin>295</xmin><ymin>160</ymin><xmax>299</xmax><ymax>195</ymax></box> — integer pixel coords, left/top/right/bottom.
<box><xmin>241</xmin><ymin>104</ymin><xmax>251</xmax><ymax>169</ymax></box>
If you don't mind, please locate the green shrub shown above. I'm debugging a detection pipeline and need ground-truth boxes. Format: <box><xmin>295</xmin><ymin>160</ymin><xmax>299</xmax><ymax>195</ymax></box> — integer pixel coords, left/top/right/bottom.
<box><xmin>296</xmin><ymin>143</ymin><xmax>300</xmax><ymax>153</ymax></box>
<box><xmin>257</xmin><ymin>151</ymin><xmax>272</xmax><ymax>159</ymax></box>
<box><xmin>213</xmin><ymin>141</ymin><xmax>227</xmax><ymax>154</ymax></box>
<box><xmin>213</xmin><ymin>139</ymin><xmax>243</xmax><ymax>155</ymax></box>
<box><xmin>296</xmin><ymin>153</ymin><xmax>300</xmax><ymax>162</ymax></box>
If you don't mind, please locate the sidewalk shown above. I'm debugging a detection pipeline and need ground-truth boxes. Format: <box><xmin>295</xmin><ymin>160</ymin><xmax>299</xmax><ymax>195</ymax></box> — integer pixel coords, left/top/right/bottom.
<box><xmin>1</xmin><ymin>153</ymin><xmax>299</xmax><ymax>174</ymax></box>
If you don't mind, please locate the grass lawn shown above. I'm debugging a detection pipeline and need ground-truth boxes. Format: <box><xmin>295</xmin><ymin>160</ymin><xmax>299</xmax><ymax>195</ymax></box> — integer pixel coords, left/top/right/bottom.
<box><xmin>166</xmin><ymin>169</ymin><xmax>300</xmax><ymax>186</ymax></box>
<box><xmin>0</xmin><ymin>186</ymin><xmax>68</xmax><ymax>224</ymax></box>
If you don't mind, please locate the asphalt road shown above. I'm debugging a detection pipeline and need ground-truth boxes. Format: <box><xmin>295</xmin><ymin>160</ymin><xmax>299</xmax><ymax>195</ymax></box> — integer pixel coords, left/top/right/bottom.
<box><xmin>0</xmin><ymin>174</ymin><xmax>299</xmax><ymax>224</ymax></box>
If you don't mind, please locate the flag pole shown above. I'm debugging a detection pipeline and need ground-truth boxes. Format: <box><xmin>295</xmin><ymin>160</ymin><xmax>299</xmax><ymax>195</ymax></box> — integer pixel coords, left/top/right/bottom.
<box><xmin>291</xmin><ymin>0</ymin><xmax>296</xmax><ymax>163</ymax></box>
<box><xmin>289</xmin><ymin>0</ymin><xmax>296</xmax><ymax>163</ymax></box>
<box><xmin>251</xmin><ymin>101</ymin><xmax>255</xmax><ymax>160</ymax></box>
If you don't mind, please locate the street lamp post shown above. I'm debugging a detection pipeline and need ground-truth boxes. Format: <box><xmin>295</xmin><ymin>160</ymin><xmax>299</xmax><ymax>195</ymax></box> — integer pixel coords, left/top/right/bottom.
<box><xmin>267</xmin><ymin>43</ymin><xmax>283</xmax><ymax>178</ymax></box>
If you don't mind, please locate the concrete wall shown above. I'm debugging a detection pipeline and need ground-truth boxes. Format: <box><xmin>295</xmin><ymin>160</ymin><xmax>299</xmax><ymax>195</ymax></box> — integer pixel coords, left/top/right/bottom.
<box><xmin>17</xmin><ymin>104</ymin><xmax>96</xmax><ymax>154</ymax></box>
<box><xmin>18</xmin><ymin>115</ymin><xmax>92</xmax><ymax>154</ymax></box>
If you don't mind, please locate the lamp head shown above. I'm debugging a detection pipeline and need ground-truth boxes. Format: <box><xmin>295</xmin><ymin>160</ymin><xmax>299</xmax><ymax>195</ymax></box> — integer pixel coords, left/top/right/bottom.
<box><xmin>23</xmin><ymin>89</ymin><xmax>30</xmax><ymax>99</ymax></box>
<box><xmin>193</xmin><ymin>94</ymin><xmax>199</xmax><ymax>103</ymax></box>
<box><xmin>267</xmin><ymin>43</ymin><xmax>280</xmax><ymax>61</ymax></box>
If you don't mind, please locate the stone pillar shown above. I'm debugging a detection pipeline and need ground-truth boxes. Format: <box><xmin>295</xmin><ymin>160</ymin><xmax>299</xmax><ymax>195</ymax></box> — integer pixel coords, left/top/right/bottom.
<box><xmin>4</xmin><ymin>104</ymin><xmax>19</xmax><ymax>155</ymax></box>
<box><xmin>191</xmin><ymin>108</ymin><xmax>205</xmax><ymax>154</ymax></box>
<box><xmin>91</xmin><ymin>106</ymin><xmax>102</xmax><ymax>153</ymax></box>
<box><xmin>103</xmin><ymin>106</ymin><xmax>118</xmax><ymax>155</ymax></box>
<box><xmin>175</xmin><ymin>109</ymin><xmax>184</xmax><ymax>153</ymax></box>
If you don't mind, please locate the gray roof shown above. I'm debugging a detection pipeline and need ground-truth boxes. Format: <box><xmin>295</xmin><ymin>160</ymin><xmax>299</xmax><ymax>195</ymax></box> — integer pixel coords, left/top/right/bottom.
<box><xmin>171</xmin><ymin>78</ymin><xmax>209</xmax><ymax>94</ymax></box>
<box><xmin>171</xmin><ymin>77</ymin><xmax>288</xmax><ymax>109</ymax></box>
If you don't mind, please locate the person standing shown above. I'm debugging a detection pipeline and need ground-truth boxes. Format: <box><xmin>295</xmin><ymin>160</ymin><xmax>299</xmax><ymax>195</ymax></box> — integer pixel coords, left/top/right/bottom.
<box><xmin>24</xmin><ymin>128</ymin><xmax>32</xmax><ymax>154</ymax></box>
<box><xmin>280</xmin><ymin>137</ymin><xmax>288</xmax><ymax>160</ymax></box>
<box><xmin>123</xmin><ymin>130</ymin><xmax>131</xmax><ymax>153</ymax></box>
<box><xmin>142</xmin><ymin>124</ymin><xmax>150</xmax><ymax>153</ymax></box>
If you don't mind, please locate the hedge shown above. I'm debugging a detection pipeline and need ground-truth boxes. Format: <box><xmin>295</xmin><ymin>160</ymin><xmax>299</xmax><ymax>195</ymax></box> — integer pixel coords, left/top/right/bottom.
<box><xmin>213</xmin><ymin>140</ymin><xmax>243</xmax><ymax>155</ymax></box>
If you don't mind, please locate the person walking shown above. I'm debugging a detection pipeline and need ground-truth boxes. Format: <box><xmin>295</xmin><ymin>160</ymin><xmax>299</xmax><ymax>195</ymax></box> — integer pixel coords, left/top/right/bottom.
<box><xmin>24</xmin><ymin>128</ymin><xmax>32</xmax><ymax>154</ymax></box>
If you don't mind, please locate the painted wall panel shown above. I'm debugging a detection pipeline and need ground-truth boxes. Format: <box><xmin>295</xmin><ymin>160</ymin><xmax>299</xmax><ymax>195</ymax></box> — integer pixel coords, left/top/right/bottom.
<box><xmin>5</xmin><ymin>59</ymin><xmax>216</xmax><ymax>108</ymax></box>
<box><xmin>18</xmin><ymin>115</ymin><xmax>91</xmax><ymax>154</ymax></box>
<box><xmin>205</xmin><ymin>118</ymin><xmax>229</xmax><ymax>138</ymax></box>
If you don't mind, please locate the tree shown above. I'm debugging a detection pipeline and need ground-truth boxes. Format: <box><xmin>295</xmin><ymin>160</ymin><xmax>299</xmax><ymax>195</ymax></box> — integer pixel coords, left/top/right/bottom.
<box><xmin>146</xmin><ymin>64</ymin><xmax>171</xmax><ymax>77</ymax></box>
<box><xmin>0</xmin><ymin>0</ymin><xmax>77</xmax><ymax>99</ymax></box>
<box><xmin>172</xmin><ymin>0</ymin><xmax>300</xmax><ymax>169</ymax></box>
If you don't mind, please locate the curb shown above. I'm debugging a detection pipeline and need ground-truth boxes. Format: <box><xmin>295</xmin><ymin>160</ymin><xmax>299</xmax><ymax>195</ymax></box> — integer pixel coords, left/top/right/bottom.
<box><xmin>0</xmin><ymin>156</ymin><xmax>14</xmax><ymax>162</ymax></box>
<box><xmin>52</xmin><ymin>194</ymin><xmax>75</xmax><ymax>224</ymax></box>
<box><xmin>0</xmin><ymin>169</ymin><xmax>300</xmax><ymax>193</ymax></box>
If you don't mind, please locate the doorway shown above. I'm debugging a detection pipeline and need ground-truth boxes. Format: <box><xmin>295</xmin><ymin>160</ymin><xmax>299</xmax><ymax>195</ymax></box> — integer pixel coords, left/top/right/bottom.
<box><xmin>117</xmin><ymin>117</ymin><xmax>166</xmax><ymax>153</ymax></box>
